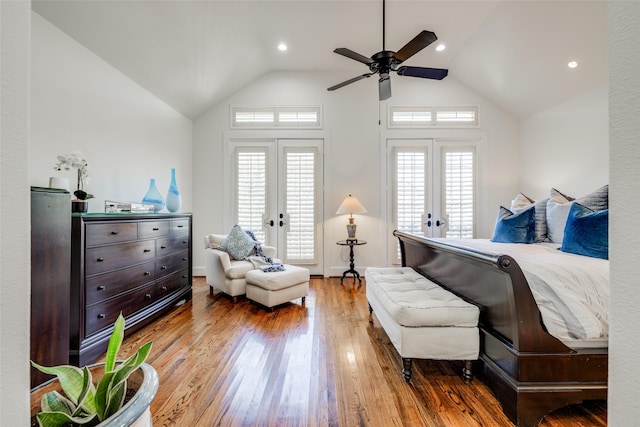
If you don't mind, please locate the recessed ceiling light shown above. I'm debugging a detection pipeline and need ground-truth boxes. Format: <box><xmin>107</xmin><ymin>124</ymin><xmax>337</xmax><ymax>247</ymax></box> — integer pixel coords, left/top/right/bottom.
<box><xmin>568</xmin><ymin>61</ymin><xmax>578</xmax><ymax>69</ymax></box>
<box><xmin>436</xmin><ymin>44</ymin><xmax>446</xmax><ymax>52</ymax></box>
<box><xmin>278</xmin><ymin>43</ymin><xmax>288</xmax><ymax>52</ymax></box>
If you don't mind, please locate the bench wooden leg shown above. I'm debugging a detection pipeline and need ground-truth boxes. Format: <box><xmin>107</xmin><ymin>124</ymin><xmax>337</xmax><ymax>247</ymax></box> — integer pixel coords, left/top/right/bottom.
<box><xmin>462</xmin><ymin>360</ymin><xmax>473</xmax><ymax>383</ymax></box>
<box><xmin>402</xmin><ymin>358</ymin><xmax>413</xmax><ymax>383</ymax></box>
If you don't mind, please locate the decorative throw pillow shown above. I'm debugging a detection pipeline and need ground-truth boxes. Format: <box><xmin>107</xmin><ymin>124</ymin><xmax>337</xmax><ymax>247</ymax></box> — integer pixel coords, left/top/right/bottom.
<box><xmin>561</xmin><ymin>203</ymin><xmax>608</xmax><ymax>259</ymax></box>
<box><xmin>218</xmin><ymin>225</ymin><xmax>256</xmax><ymax>260</ymax></box>
<box><xmin>510</xmin><ymin>193</ymin><xmax>550</xmax><ymax>243</ymax></box>
<box><xmin>491</xmin><ymin>206</ymin><xmax>535</xmax><ymax>243</ymax></box>
<box><xmin>545</xmin><ymin>188</ymin><xmax>574</xmax><ymax>244</ymax></box>
<box><xmin>546</xmin><ymin>186</ymin><xmax>608</xmax><ymax>244</ymax></box>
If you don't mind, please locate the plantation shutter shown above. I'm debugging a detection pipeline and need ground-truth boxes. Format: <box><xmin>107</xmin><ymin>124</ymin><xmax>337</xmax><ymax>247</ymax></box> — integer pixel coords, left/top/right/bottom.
<box><xmin>236</xmin><ymin>149</ymin><xmax>267</xmax><ymax>243</ymax></box>
<box><xmin>442</xmin><ymin>148</ymin><xmax>475</xmax><ymax>238</ymax></box>
<box><xmin>283</xmin><ymin>148</ymin><xmax>316</xmax><ymax>262</ymax></box>
<box><xmin>395</xmin><ymin>149</ymin><xmax>427</xmax><ymax>236</ymax></box>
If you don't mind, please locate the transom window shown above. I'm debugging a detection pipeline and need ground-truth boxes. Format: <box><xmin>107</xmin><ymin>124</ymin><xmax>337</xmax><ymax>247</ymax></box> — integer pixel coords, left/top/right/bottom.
<box><xmin>231</xmin><ymin>106</ymin><xmax>322</xmax><ymax>129</ymax></box>
<box><xmin>389</xmin><ymin>106</ymin><xmax>478</xmax><ymax>128</ymax></box>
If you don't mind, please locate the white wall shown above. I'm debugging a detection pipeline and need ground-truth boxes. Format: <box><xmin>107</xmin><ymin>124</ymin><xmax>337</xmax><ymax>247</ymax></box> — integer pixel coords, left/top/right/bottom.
<box><xmin>609</xmin><ymin>2</ymin><xmax>640</xmax><ymax>425</ymax></box>
<box><xmin>1</xmin><ymin>1</ymin><xmax>31</xmax><ymax>425</ymax></box>
<box><xmin>192</xmin><ymin>70</ymin><xmax>520</xmax><ymax>276</ymax></box>
<box><xmin>520</xmin><ymin>85</ymin><xmax>609</xmax><ymax>199</ymax></box>
<box><xmin>30</xmin><ymin>12</ymin><xmax>193</xmax><ymax>213</ymax></box>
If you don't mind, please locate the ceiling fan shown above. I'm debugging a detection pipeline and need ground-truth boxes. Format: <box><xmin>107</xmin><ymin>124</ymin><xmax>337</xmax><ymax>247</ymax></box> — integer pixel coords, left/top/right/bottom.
<box><xmin>327</xmin><ymin>0</ymin><xmax>448</xmax><ymax>101</ymax></box>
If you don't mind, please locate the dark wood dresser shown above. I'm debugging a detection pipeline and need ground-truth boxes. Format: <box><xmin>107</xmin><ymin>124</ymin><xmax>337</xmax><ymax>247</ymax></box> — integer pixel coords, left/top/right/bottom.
<box><xmin>31</xmin><ymin>187</ymin><xmax>71</xmax><ymax>388</ymax></box>
<box><xmin>70</xmin><ymin>213</ymin><xmax>192</xmax><ymax>366</ymax></box>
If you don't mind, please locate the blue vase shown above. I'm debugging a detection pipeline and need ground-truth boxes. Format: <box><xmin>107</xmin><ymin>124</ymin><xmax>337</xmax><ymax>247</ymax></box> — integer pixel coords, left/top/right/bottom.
<box><xmin>142</xmin><ymin>178</ymin><xmax>165</xmax><ymax>213</ymax></box>
<box><xmin>166</xmin><ymin>168</ymin><xmax>182</xmax><ymax>213</ymax></box>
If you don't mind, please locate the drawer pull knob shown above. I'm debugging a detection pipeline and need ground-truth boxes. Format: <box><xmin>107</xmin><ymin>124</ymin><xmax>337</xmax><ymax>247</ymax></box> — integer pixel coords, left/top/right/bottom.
<box><xmin>182</xmin><ymin>241</ymin><xmax>187</xmax><ymax>244</ymax></box>
<box><xmin>182</xmin><ymin>275</ymin><xmax>188</xmax><ymax>279</ymax></box>
<box><xmin>161</xmin><ymin>265</ymin><xmax>167</xmax><ymax>270</ymax></box>
<box><xmin>153</xmin><ymin>227</ymin><xmax>159</xmax><ymax>231</ymax></box>
<box><xmin>161</xmin><ymin>286</ymin><xmax>168</xmax><ymax>291</ymax></box>
<box><xmin>97</xmin><ymin>257</ymin><xmax>105</xmax><ymax>262</ymax></box>
<box><xmin>145</xmin><ymin>293</ymin><xmax>152</xmax><ymax>300</ymax></box>
<box><xmin>160</xmin><ymin>245</ymin><xmax>167</xmax><ymax>249</ymax></box>
<box><xmin>110</xmin><ymin>231</ymin><xmax>118</xmax><ymax>235</ymax></box>
<box><xmin>182</xmin><ymin>257</ymin><xmax>187</xmax><ymax>261</ymax></box>
<box><xmin>143</xmin><ymin>249</ymin><xmax>151</xmax><ymax>253</ymax></box>
<box><xmin>97</xmin><ymin>314</ymin><xmax>105</xmax><ymax>319</ymax></box>
<box><xmin>144</xmin><ymin>271</ymin><xmax>151</xmax><ymax>276</ymax></box>
<box><xmin>177</xmin><ymin>225</ymin><xmax>184</xmax><ymax>228</ymax></box>
<box><xmin>97</xmin><ymin>285</ymin><xmax>105</xmax><ymax>291</ymax></box>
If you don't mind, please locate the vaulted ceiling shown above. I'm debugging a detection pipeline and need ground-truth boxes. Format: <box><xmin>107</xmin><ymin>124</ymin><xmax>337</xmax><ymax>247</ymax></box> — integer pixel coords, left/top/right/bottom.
<box><xmin>32</xmin><ymin>0</ymin><xmax>607</xmax><ymax>120</ymax></box>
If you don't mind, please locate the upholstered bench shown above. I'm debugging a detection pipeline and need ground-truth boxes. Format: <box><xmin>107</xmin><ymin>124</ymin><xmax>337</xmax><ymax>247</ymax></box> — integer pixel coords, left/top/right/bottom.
<box><xmin>245</xmin><ymin>265</ymin><xmax>310</xmax><ymax>310</ymax></box>
<box><xmin>365</xmin><ymin>267</ymin><xmax>480</xmax><ymax>383</ymax></box>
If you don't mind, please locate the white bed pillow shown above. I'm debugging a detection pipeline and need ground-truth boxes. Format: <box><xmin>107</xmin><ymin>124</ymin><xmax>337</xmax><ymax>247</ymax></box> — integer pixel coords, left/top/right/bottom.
<box><xmin>545</xmin><ymin>185</ymin><xmax>609</xmax><ymax>244</ymax></box>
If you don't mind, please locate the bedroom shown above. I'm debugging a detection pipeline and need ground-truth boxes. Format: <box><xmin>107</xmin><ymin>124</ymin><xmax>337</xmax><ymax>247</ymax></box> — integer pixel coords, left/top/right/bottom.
<box><xmin>1</xmin><ymin>0</ymin><xmax>638</xmax><ymax>425</ymax></box>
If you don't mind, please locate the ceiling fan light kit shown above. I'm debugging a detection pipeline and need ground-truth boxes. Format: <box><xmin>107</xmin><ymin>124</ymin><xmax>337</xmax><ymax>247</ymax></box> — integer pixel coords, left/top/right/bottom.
<box><xmin>327</xmin><ymin>0</ymin><xmax>448</xmax><ymax>101</ymax></box>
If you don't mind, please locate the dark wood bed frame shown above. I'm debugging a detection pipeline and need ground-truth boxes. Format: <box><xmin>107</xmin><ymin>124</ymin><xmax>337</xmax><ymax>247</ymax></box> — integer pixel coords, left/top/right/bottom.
<box><xmin>393</xmin><ymin>230</ymin><xmax>607</xmax><ymax>427</ymax></box>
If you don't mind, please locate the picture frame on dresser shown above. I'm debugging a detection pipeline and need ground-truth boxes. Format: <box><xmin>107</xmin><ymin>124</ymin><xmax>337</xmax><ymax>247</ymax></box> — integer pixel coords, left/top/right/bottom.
<box><xmin>70</xmin><ymin>212</ymin><xmax>193</xmax><ymax>366</ymax></box>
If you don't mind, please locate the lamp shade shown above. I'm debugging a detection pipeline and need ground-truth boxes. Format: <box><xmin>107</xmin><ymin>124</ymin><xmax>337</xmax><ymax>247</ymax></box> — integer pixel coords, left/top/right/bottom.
<box><xmin>336</xmin><ymin>194</ymin><xmax>367</xmax><ymax>216</ymax></box>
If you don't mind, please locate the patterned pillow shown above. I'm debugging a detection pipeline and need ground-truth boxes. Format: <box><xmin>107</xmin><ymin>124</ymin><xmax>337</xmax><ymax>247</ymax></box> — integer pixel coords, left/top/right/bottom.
<box><xmin>561</xmin><ymin>203</ymin><xmax>608</xmax><ymax>259</ymax></box>
<box><xmin>218</xmin><ymin>225</ymin><xmax>256</xmax><ymax>260</ymax></box>
<box><xmin>510</xmin><ymin>193</ymin><xmax>550</xmax><ymax>243</ymax></box>
<box><xmin>490</xmin><ymin>206</ymin><xmax>535</xmax><ymax>243</ymax></box>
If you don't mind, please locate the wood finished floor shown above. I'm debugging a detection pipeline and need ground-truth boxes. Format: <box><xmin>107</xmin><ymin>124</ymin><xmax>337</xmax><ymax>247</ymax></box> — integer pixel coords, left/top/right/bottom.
<box><xmin>110</xmin><ymin>277</ymin><xmax>607</xmax><ymax>426</ymax></box>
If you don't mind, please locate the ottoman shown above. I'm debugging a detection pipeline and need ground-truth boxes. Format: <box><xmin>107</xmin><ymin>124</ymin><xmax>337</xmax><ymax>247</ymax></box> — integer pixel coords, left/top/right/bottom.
<box><xmin>245</xmin><ymin>265</ymin><xmax>310</xmax><ymax>310</ymax></box>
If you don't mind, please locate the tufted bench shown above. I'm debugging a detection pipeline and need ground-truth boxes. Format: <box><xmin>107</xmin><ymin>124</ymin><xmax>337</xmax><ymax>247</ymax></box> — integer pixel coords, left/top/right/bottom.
<box><xmin>245</xmin><ymin>265</ymin><xmax>309</xmax><ymax>311</ymax></box>
<box><xmin>365</xmin><ymin>267</ymin><xmax>480</xmax><ymax>383</ymax></box>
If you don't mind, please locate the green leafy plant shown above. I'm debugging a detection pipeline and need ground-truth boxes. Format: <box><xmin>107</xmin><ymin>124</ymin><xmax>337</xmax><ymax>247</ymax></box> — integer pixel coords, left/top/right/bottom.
<box><xmin>31</xmin><ymin>314</ymin><xmax>152</xmax><ymax>427</ymax></box>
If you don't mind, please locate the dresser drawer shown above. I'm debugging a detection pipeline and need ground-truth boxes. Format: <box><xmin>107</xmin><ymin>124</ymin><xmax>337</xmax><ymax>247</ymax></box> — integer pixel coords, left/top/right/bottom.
<box><xmin>138</xmin><ymin>220</ymin><xmax>170</xmax><ymax>239</ymax></box>
<box><xmin>86</xmin><ymin>241</ymin><xmax>156</xmax><ymax>275</ymax></box>
<box><xmin>156</xmin><ymin>234</ymin><xmax>190</xmax><ymax>256</ymax></box>
<box><xmin>156</xmin><ymin>268</ymin><xmax>190</xmax><ymax>300</ymax></box>
<box><xmin>170</xmin><ymin>219</ymin><xmax>189</xmax><ymax>234</ymax></box>
<box><xmin>86</xmin><ymin>222</ymin><xmax>137</xmax><ymax>246</ymax></box>
<box><xmin>85</xmin><ymin>283</ymin><xmax>155</xmax><ymax>336</ymax></box>
<box><xmin>85</xmin><ymin>261</ymin><xmax>155</xmax><ymax>306</ymax></box>
<box><xmin>156</xmin><ymin>250</ymin><xmax>189</xmax><ymax>278</ymax></box>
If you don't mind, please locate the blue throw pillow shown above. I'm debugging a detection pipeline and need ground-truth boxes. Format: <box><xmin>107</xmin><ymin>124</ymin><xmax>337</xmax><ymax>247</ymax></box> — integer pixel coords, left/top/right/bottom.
<box><xmin>561</xmin><ymin>203</ymin><xmax>608</xmax><ymax>259</ymax></box>
<box><xmin>218</xmin><ymin>225</ymin><xmax>256</xmax><ymax>260</ymax></box>
<box><xmin>491</xmin><ymin>206</ymin><xmax>535</xmax><ymax>243</ymax></box>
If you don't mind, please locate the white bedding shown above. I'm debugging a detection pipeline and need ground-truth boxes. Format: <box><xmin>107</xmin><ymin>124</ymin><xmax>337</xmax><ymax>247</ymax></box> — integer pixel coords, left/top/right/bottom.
<box><xmin>438</xmin><ymin>239</ymin><xmax>609</xmax><ymax>348</ymax></box>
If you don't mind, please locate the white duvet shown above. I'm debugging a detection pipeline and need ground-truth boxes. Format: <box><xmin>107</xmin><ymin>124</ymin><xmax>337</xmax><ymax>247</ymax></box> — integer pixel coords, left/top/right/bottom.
<box><xmin>438</xmin><ymin>239</ymin><xmax>609</xmax><ymax>348</ymax></box>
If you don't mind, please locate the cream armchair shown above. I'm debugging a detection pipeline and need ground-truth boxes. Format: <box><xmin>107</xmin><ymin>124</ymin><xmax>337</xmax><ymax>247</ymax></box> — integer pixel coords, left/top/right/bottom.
<box><xmin>204</xmin><ymin>233</ymin><xmax>277</xmax><ymax>302</ymax></box>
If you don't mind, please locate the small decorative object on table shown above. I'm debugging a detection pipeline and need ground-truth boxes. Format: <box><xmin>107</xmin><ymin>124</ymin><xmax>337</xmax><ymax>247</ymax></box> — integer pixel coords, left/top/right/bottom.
<box><xmin>142</xmin><ymin>178</ymin><xmax>165</xmax><ymax>212</ymax></box>
<box><xmin>53</xmin><ymin>152</ymin><xmax>93</xmax><ymax>212</ymax></box>
<box><xmin>165</xmin><ymin>168</ymin><xmax>182</xmax><ymax>213</ymax></box>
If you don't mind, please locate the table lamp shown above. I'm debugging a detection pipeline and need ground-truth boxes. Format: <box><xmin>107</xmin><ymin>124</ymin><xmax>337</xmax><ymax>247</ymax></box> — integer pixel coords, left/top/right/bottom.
<box><xmin>336</xmin><ymin>194</ymin><xmax>367</xmax><ymax>239</ymax></box>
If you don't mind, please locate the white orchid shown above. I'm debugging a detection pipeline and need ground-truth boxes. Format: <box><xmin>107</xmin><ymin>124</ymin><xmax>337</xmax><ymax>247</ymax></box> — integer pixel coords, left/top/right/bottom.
<box><xmin>53</xmin><ymin>152</ymin><xmax>93</xmax><ymax>199</ymax></box>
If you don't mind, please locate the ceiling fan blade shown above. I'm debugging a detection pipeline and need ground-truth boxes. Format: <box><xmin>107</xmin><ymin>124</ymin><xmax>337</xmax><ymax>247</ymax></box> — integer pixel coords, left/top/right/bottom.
<box><xmin>333</xmin><ymin>48</ymin><xmax>374</xmax><ymax>65</ymax></box>
<box><xmin>393</xmin><ymin>30</ymin><xmax>437</xmax><ymax>64</ymax></box>
<box><xmin>379</xmin><ymin>77</ymin><xmax>391</xmax><ymax>101</ymax></box>
<box><xmin>327</xmin><ymin>73</ymin><xmax>374</xmax><ymax>91</ymax></box>
<box><xmin>397</xmin><ymin>66</ymin><xmax>448</xmax><ymax>80</ymax></box>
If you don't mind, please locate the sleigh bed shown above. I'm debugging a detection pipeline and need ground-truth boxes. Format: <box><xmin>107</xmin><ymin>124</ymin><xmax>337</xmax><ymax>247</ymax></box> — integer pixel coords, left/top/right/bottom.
<box><xmin>393</xmin><ymin>230</ymin><xmax>608</xmax><ymax>427</ymax></box>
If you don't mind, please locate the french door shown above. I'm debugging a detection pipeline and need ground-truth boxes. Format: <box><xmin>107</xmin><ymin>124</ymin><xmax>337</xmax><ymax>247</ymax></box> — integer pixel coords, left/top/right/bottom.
<box><xmin>388</xmin><ymin>138</ymin><xmax>478</xmax><ymax>264</ymax></box>
<box><xmin>227</xmin><ymin>138</ymin><xmax>323</xmax><ymax>274</ymax></box>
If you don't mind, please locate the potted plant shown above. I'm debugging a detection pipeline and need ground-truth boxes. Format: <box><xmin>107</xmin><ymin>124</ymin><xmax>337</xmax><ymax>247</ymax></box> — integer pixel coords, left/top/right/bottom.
<box><xmin>53</xmin><ymin>152</ymin><xmax>94</xmax><ymax>212</ymax></box>
<box><xmin>30</xmin><ymin>314</ymin><xmax>157</xmax><ymax>427</ymax></box>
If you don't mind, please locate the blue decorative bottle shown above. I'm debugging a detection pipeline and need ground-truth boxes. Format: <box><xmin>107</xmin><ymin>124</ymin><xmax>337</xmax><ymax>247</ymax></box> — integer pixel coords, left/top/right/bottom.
<box><xmin>166</xmin><ymin>168</ymin><xmax>182</xmax><ymax>213</ymax></box>
<box><xmin>142</xmin><ymin>178</ymin><xmax>165</xmax><ymax>213</ymax></box>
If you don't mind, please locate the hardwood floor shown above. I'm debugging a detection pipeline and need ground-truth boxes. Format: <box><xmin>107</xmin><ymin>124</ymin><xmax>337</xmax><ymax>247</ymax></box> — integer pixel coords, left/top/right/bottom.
<box><xmin>111</xmin><ymin>277</ymin><xmax>607</xmax><ymax>426</ymax></box>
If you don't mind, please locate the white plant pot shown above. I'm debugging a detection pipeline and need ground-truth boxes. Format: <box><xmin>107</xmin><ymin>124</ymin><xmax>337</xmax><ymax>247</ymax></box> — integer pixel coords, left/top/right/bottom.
<box><xmin>31</xmin><ymin>363</ymin><xmax>158</xmax><ymax>427</ymax></box>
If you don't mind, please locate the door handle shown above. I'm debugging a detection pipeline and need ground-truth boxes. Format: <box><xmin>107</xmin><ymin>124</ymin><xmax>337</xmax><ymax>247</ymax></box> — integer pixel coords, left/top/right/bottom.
<box><xmin>427</xmin><ymin>220</ymin><xmax>432</xmax><ymax>227</ymax></box>
<box><xmin>435</xmin><ymin>219</ymin><xmax>447</xmax><ymax>227</ymax></box>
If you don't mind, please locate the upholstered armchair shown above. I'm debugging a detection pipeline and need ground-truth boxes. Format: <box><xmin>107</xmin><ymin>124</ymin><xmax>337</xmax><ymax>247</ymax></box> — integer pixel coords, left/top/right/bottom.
<box><xmin>203</xmin><ymin>233</ymin><xmax>277</xmax><ymax>302</ymax></box>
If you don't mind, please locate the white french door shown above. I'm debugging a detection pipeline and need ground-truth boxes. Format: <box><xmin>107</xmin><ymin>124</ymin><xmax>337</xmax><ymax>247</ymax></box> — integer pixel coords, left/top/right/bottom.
<box><xmin>388</xmin><ymin>138</ymin><xmax>478</xmax><ymax>264</ymax></box>
<box><xmin>227</xmin><ymin>138</ymin><xmax>323</xmax><ymax>274</ymax></box>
